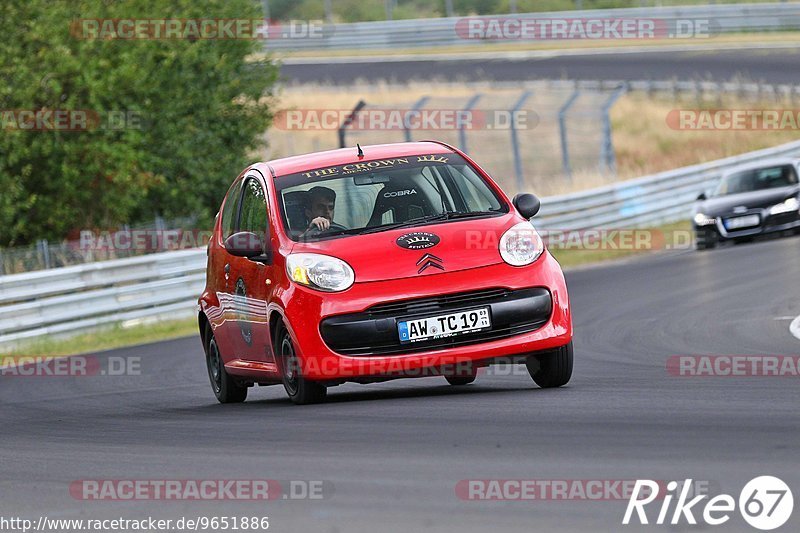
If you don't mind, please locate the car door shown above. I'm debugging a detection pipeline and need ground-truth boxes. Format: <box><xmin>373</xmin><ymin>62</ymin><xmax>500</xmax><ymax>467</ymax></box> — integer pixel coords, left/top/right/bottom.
<box><xmin>227</xmin><ymin>173</ymin><xmax>277</xmax><ymax>365</ymax></box>
<box><xmin>210</xmin><ymin>177</ymin><xmax>245</xmax><ymax>361</ymax></box>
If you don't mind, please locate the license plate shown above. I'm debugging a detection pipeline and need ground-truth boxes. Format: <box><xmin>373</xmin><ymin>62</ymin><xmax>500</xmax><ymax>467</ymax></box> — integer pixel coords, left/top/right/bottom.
<box><xmin>398</xmin><ymin>307</ymin><xmax>491</xmax><ymax>344</ymax></box>
<box><xmin>724</xmin><ymin>214</ymin><xmax>759</xmax><ymax>230</ymax></box>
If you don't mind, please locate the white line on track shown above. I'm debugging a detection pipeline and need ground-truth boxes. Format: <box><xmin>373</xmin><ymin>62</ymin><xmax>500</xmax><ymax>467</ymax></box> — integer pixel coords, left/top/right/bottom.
<box><xmin>790</xmin><ymin>315</ymin><xmax>800</xmax><ymax>341</ymax></box>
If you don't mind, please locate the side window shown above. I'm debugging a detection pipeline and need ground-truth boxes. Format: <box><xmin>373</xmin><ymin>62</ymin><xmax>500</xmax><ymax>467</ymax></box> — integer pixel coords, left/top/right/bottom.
<box><xmin>220</xmin><ymin>180</ymin><xmax>244</xmax><ymax>240</ymax></box>
<box><xmin>239</xmin><ymin>178</ymin><xmax>268</xmax><ymax>239</ymax></box>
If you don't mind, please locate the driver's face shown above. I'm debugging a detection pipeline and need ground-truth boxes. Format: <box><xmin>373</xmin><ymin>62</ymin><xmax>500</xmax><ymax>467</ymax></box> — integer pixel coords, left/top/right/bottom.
<box><xmin>307</xmin><ymin>197</ymin><xmax>335</xmax><ymax>221</ymax></box>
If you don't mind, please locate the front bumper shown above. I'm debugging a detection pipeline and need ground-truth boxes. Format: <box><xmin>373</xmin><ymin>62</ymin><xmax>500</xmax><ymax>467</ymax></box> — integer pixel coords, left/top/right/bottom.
<box><xmin>321</xmin><ymin>287</ymin><xmax>552</xmax><ymax>356</ymax></box>
<box><xmin>694</xmin><ymin>210</ymin><xmax>800</xmax><ymax>241</ymax></box>
<box><xmin>278</xmin><ymin>251</ymin><xmax>572</xmax><ymax>381</ymax></box>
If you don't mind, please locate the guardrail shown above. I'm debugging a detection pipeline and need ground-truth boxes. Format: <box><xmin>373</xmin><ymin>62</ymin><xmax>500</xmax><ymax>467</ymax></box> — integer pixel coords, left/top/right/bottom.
<box><xmin>535</xmin><ymin>139</ymin><xmax>800</xmax><ymax>231</ymax></box>
<box><xmin>3</xmin><ymin>139</ymin><xmax>800</xmax><ymax>347</ymax></box>
<box><xmin>0</xmin><ymin>250</ymin><xmax>206</xmax><ymax>345</ymax></box>
<box><xmin>266</xmin><ymin>2</ymin><xmax>800</xmax><ymax>51</ymax></box>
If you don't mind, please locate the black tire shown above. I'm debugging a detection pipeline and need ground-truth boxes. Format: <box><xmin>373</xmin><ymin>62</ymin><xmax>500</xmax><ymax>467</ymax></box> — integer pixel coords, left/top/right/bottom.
<box><xmin>445</xmin><ymin>375</ymin><xmax>476</xmax><ymax>386</ymax></box>
<box><xmin>696</xmin><ymin>239</ymin><xmax>716</xmax><ymax>250</ymax></box>
<box><xmin>445</xmin><ymin>365</ymin><xmax>477</xmax><ymax>386</ymax></box>
<box><xmin>275</xmin><ymin>322</ymin><xmax>327</xmax><ymax>405</ymax></box>
<box><xmin>204</xmin><ymin>325</ymin><xmax>247</xmax><ymax>404</ymax></box>
<box><xmin>526</xmin><ymin>342</ymin><xmax>573</xmax><ymax>388</ymax></box>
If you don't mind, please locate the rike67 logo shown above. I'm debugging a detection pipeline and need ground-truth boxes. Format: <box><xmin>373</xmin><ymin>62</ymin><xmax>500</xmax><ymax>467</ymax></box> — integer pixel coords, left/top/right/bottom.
<box><xmin>623</xmin><ymin>476</ymin><xmax>793</xmax><ymax>530</ymax></box>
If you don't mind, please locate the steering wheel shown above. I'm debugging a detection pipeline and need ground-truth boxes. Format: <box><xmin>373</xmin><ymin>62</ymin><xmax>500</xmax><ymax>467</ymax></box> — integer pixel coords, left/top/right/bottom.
<box><xmin>305</xmin><ymin>222</ymin><xmax>348</xmax><ymax>237</ymax></box>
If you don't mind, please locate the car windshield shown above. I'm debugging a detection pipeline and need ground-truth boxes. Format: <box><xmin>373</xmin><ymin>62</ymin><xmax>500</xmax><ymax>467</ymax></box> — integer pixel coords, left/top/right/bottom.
<box><xmin>713</xmin><ymin>164</ymin><xmax>798</xmax><ymax>196</ymax></box>
<box><xmin>276</xmin><ymin>153</ymin><xmax>508</xmax><ymax>241</ymax></box>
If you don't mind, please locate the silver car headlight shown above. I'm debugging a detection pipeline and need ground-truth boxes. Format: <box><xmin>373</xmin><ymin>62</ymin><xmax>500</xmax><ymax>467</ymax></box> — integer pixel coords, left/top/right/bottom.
<box><xmin>768</xmin><ymin>197</ymin><xmax>800</xmax><ymax>216</ymax></box>
<box><xmin>286</xmin><ymin>253</ymin><xmax>354</xmax><ymax>292</ymax></box>
<box><xmin>693</xmin><ymin>213</ymin><xmax>716</xmax><ymax>226</ymax></box>
<box><xmin>499</xmin><ymin>221</ymin><xmax>544</xmax><ymax>266</ymax></box>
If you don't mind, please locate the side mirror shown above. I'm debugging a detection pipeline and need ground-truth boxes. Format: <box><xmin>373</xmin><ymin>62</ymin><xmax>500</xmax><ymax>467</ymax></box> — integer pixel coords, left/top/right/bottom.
<box><xmin>513</xmin><ymin>193</ymin><xmax>541</xmax><ymax>219</ymax></box>
<box><xmin>224</xmin><ymin>231</ymin><xmax>271</xmax><ymax>263</ymax></box>
<box><xmin>696</xmin><ymin>192</ymin><xmax>707</xmax><ymax>201</ymax></box>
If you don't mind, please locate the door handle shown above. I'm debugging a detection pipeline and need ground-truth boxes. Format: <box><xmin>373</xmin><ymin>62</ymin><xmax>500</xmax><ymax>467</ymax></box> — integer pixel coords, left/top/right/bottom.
<box><xmin>224</xmin><ymin>264</ymin><xmax>231</xmax><ymax>274</ymax></box>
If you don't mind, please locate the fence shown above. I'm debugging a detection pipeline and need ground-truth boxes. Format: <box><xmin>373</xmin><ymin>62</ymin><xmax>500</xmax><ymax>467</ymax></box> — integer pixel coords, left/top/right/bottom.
<box><xmin>0</xmin><ymin>216</ymin><xmax>203</xmax><ymax>276</ymax></box>
<box><xmin>334</xmin><ymin>79</ymin><xmax>800</xmax><ymax>197</ymax></box>
<box><xmin>3</xmin><ymin>138</ymin><xmax>800</xmax><ymax>347</ymax></box>
<box><xmin>264</xmin><ymin>2</ymin><xmax>800</xmax><ymax>52</ymax></box>
<box><xmin>337</xmin><ymin>85</ymin><xmax>627</xmax><ymax>190</ymax></box>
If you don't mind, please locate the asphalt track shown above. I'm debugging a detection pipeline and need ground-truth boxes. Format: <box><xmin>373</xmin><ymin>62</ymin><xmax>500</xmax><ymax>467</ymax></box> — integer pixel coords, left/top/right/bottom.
<box><xmin>280</xmin><ymin>47</ymin><xmax>800</xmax><ymax>85</ymax></box>
<box><xmin>2</xmin><ymin>235</ymin><xmax>800</xmax><ymax>533</ymax></box>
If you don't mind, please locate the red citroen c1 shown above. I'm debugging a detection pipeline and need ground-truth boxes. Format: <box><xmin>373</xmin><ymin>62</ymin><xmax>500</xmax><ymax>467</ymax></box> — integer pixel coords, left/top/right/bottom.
<box><xmin>198</xmin><ymin>141</ymin><xmax>573</xmax><ymax>404</ymax></box>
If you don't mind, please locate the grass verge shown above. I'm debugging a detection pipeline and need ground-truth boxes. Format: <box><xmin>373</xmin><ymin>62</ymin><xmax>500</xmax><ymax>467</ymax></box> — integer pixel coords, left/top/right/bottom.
<box><xmin>548</xmin><ymin>220</ymin><xmax>692</xmax><ymax>269</ymax></box>
<box><xmin>1</xmin><ymin>317</ymin><xmax>198</xmax><ymax>358</ymax></box>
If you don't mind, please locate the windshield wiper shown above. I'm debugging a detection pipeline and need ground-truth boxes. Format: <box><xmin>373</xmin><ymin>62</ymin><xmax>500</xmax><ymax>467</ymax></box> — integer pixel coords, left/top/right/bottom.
<box><xmin>357</xmin><ymin>213</ymin><xmax>452</xmax><ymax>235</ymax></box>
<box><xmin>437</xmin><ymin>210</ymin><xmax>503</xmax><ymax>220</ymax></box>
<box><xmin>357</xmin><ymin>210</ymin><xmax>503</xmax><ymax>235</ymax></box>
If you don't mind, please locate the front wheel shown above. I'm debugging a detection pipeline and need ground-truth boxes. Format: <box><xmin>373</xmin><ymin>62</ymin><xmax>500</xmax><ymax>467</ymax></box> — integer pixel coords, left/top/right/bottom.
<box><xmin>526</xmin><ymin>342</ymin><xmax>573</xmax><ymax>388</ymax></box>
<box><xmin>275</xmin><ymin>322</ymin><xmax>327</xmax><ymax>405</ymax></box>
<box><xmin>204</xmin><ymin>325</ymin><xmax>248</xmax><ymax>403</ymax></box>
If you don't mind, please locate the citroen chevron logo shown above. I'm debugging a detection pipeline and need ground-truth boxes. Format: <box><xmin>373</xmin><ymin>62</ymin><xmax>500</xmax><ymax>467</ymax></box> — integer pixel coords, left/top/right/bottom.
<box><xmin>416</xmin><ymin>253</ymin><xmax>444</xmax><ymax>274</ymax></box>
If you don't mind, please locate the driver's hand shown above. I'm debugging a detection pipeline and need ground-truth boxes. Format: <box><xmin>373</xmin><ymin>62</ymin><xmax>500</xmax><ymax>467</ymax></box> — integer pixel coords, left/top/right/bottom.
<box><xmin>309</xmin><ymin>217</ymin><xmax>330</xmax><ymax>231</ymax></box>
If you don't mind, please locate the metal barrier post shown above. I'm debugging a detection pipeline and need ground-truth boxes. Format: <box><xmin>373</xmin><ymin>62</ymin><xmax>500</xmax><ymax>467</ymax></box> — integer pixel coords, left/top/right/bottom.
<box><xmin>600</xmin><ymin>85</ymin><xmax>626</xmax><ymax>176</ymax></box>
<box><xmin>338</xmin><ymin>99</ymin><xmax>367</xmax><ymax>148</ymax></box>
<box><xmin>38</xmin><ymin>239</ymin><xmax>51</xmax><ymax>270</ymax></box>
<box><xmin>404</xmin><ymin>96</ymin><xmax>429</xmax><ymax>143</ymax></box>
<box><xmin>459</xmin><ymin>93</ymin><xmax>482</xmax><ymax>152</ymax></box>
<box><xmin>558</xmin><ymin>88</ymin><xmax>581</xmax><ymax>180</ymax></box>
<box><xmin>510</xmin><ymin>91</ymin><xmax>532</xmax><ymax>192</ymax></box>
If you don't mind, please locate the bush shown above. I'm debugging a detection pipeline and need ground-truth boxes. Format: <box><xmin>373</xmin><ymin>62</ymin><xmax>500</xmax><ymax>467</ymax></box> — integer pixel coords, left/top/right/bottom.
<box><xmin>0</xmin><ymin>0</ymin><xmax>278</xmax><ymax>246</ymax></box>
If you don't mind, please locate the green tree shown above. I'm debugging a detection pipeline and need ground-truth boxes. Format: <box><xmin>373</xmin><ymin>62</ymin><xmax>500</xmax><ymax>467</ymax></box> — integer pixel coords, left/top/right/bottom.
<box><xmin>0</xmin><ymin>0</ymin><xmax>278</xmax><ymax>246</ymax></box>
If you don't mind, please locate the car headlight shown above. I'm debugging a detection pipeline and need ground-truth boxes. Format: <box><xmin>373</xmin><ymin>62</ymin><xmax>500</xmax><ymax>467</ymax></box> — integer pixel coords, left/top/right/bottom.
<box><xmin>499</xmin><ymin>221</ymin><xmax>544</xmax><ymax>266</ymax></box>
<box><xmin>768</xmin><ymin>197</ymin><xmax>800</xmax><ymax>216</ymax></box>
<box><xmin>693</xmin><ymin>213</ymin><xmax>716</xmax><ymax>226</ymax></box>
<box><xmin>286</xmin><ymin>253</ymin><xmax>354</xmax><ymax>292</ymax></box>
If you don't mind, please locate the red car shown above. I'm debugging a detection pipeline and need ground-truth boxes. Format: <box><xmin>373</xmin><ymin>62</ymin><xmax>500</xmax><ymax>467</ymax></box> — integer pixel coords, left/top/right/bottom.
<box><xmin>198</xmin><ymin>141</ymin><xmax>573</xmax><ymax>404</ymax></box>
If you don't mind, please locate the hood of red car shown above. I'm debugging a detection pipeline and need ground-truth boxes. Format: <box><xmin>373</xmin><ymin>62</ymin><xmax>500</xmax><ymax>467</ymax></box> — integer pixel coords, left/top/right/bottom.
<box><xmin>290</xmin><ymin>213</ymin><xmax>519</xmax><ymax>283</ymax></box>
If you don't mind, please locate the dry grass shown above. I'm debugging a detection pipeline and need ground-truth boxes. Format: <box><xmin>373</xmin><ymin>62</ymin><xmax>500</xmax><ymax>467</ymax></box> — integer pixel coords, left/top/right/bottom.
<box><xmin>612</xmin><ymin>93</ymin><xmax>800</xmax><ymax>178</ymax></box>
<box><xmin>262</xmin><ymin>82</ymin><xmax>800</xmax><ymax>197</ymax></box>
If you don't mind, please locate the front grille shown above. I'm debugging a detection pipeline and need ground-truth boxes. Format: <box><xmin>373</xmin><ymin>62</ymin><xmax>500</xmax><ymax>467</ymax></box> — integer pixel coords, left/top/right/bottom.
<box><xmin>320</xmin><ymin>287</ymin><xmax>552</xmax><ymax>357</ymax></box>
<box><xmin>365</xmin><ymin>288</ymin><xmax>509</xmax><ymax>317</ymax></box>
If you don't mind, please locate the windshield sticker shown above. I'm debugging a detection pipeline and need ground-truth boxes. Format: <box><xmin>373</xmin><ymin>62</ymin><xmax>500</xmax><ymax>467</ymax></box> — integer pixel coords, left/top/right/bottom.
<box><xmin>301</xmin><ymin>154</ymin><xmax>449</xmax><ymax>179</ymax></box>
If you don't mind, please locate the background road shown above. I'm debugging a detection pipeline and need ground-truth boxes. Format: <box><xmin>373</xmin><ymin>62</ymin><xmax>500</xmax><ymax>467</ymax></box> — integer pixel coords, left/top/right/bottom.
<box><xmin>2</xmin><ymin>235</ymin><xmax>800</xmax><ymax>532</ymax></box>
<box><xmin>281</xmin><ymin>47</ymin><xmax>800</xmax><ymax>85</ymax></box>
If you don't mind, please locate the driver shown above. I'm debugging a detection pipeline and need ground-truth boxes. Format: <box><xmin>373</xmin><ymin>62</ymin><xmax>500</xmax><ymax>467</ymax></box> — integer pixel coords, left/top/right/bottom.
<box><xmin>302</xmin><ymin>186</ymin><xmax>339</xmax><ymax>236</ymax></box>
